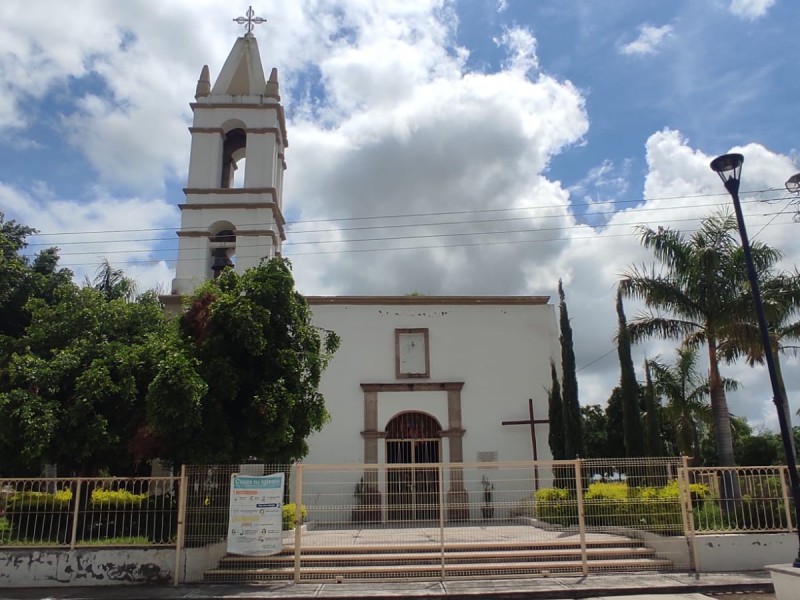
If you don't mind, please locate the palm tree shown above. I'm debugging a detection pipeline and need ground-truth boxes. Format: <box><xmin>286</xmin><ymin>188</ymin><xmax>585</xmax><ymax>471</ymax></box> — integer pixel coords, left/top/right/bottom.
<box><xmin>620</xmin><ymin>211</ymin><xmax>777</xmax><ymax>467</ymax></box>
<box><xmin>88</xmin><ymin>258</ymin><xmax>137</xmax><ymax>302</ymax></box>
<box><xmin>647</xmin><ymin>347</ymin><xmax>738</xmax><ymax>463</ymax></box>
<box><xmin>719</xmin><ymin>268</ymin><xmax>800</xmax><ymax>457</ymax></box>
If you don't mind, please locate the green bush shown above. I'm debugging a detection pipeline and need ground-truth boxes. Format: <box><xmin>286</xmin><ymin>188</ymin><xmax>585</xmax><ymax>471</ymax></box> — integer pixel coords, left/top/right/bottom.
<box><xmin>5</xmin><ymin>489</ymin><xmax>73</xmax><ymax>543</ymax></box>
<box><xmin>691</xmin><ymin>476</ymin><xmax>792</xmax><ymax>532</ymax></box>
<box><xmin>5</xmin><ymin>487</ymin><xmax>176</xmax><ymax>544</ymax></box>
<box><xmin>5</xmin><ymin>489</ymin><xmax>72</xmax><ymax>510</ymax></box>
<box><xmin>535</xmin><ymin>480</ymin><xmax>694</xmax><ymax>534</ymax></box>
<box><xmin>282</xmin><ymin>503</ymin><xmax>307</xmax><ymax>530</ymax></box>
<box><xmin>534</xmin><ymin>487</ymin><xmax>577</xmax><ymax>526</ymax></box>
<box><xmin>90</xmin><ymin>488</ymin><xmax>147</xmax><ymax>508</ymax></box>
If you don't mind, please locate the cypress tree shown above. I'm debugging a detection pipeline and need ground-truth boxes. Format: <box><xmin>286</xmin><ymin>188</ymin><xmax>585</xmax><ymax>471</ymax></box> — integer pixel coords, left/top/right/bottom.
<box><xmin>616</xmin><ymin>288</ymin><xmax>644</xmax><ymax>457</ymax></box>
<box><xmin>605</xmin><ymin>387</ymin><xmax>626</xmax><ymax>458</ymax></box>
<box><xmin>643</xmin><ymin>360</ymin><xmax>664</xmax><ymax>457</ymax></box>
<box><xmin>558</xmin><ymin>280</ymin><xmax>584</xmax><ymax>458</ymax></box>
<box><xmin>547</xmin><ymin>360</ymin><xmax>565</xmax><ymax>460</ymax></box>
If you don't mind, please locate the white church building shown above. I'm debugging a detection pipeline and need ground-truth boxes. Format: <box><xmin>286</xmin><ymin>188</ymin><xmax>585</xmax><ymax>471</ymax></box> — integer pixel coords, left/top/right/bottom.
<box><xmin>163</xmin><ymin>29</ymin><xmax>561</xmax><ymax>517</ymax></box>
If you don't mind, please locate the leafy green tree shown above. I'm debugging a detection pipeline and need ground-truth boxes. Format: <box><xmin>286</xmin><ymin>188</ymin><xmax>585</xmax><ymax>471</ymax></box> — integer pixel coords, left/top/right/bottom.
<box><xmin>558</xmin><ymin>280</ymin><xmax>583</xmax><ymax>458</ymax></box>
<box><xmin>0</xmin><ymin>284</ymin><xmax>165</xmax><ymax>476</ymax></box>
<box><xmin>547</xmin><ymin>360</ymin><xmax>565</xmax><ymax>460</ymax></box>
<box><xmin>0</xmin><ymin>213</ymin><xmax>72</xmax><ymax>340</ymax></box>
<box><xmin>620</xmin><ymin>211</ymin><xmax>777</xmax><ymax>467</ymax></box>
<box><xmin>581</xmin><ymin>404</ymin><xmax>609</xmax><ymax>458</ymax></box>
<box><xmin>146</xmin><ymin>259</ymin><xmax>340</xmax><ymax>466</ymax></box>
<box><xmin>735</xmin><ymin>430</ymin><xmax>782</xmax><ymax>466</ymax></box>
<box><xmin>615</xmin><ymin>289</ymin><xmax>644</xmax><ymax>457</ymax></box>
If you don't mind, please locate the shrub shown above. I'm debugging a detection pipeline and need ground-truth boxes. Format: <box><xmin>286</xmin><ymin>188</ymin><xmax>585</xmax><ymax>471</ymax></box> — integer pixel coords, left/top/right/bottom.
<box><xmin>534</xmin><ymin>487</ymin><xmax>577</xmax><ymax>526</ymax></box>
<box><xmin>5</xmin><ymin>489</ymin><xmax>74</xmax><ymax>543</ymax></box>
<box><xmin>578</xmin><ymin>480</ymin><xmax>686</xmax><ymax>534</ymax></box>
<box><xmin>90</xmin><ymin>489</ymin><xmax>147</xmax><ymax>508</ymax></box>
<box><xmin>5</xmin><ymin>489</ymin><xmax>72</xmax><ymax>510</ymax></box>
<box><xmin>4</xmin><ymin>485</ymin><xmax>177</xmax><ymax>545</ymax></box>
<box><xmin>584</xmin><ymin>482</ymin><xmax>631</xmax><ymax>527</ymax></box>
<box><xmin>282</xmin><ymin>503</ymin><xmax>307</xmax><ymax>530</ymax></box>
<box><xmin>693</xmin><ymin>500</ymin><xmax>727</xmax><ymax>531</ymax></box>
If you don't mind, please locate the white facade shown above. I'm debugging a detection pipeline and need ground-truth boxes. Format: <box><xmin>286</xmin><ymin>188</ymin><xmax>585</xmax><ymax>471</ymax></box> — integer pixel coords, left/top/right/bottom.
<box><xmin>305</xmin><ymin>297</ymin><xmax>559</xmax><ymax>467</ymax></box>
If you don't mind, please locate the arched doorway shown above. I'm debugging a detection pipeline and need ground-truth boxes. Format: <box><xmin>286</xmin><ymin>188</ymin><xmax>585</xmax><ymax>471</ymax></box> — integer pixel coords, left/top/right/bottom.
<box><xmin>385</xmin><ymin>412</ymin><xmax>441</xmax><ymax>521</ymax></box>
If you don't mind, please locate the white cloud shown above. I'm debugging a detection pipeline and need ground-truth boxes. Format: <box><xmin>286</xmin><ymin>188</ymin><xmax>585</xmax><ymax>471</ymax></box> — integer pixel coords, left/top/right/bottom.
<box><xmin>494</xmin><ymin>27</ymin><xmax>539</xmax><ymax>75</ymax></box>
<box><xmin>729</xmin><ymin>0</ymin><xmax>776</xmax><ymax>19</ymax></box>
<box><xmin>0</xmin><ymin>182</ymin><xmax>178</xmax><ymax>292</ymax></box>
<box><xmin>620</xmin><ymin>24</ymin><xmax>673</xmax><ymax>56</ymax></box>
<box><xmin>569</xmin><ymin>159</ymin><xmax>632</xmax><ymax>221</ymax></box>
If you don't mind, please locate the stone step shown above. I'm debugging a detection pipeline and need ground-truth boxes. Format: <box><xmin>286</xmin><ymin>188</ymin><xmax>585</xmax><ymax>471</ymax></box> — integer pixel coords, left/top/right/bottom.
<box><xmin>205</xmin><ymin>557</ymin><xmax>675</xmax><ymax>581</ymax></box>
<box><xmin>218</xmin><ymin>545</ymin><xmax>659</xmax><ymax>569</ymax></box>
<box><xmin>271</xmin><ymin>538</ymin><xmax>648</xmax><ymax>555</ymax></box>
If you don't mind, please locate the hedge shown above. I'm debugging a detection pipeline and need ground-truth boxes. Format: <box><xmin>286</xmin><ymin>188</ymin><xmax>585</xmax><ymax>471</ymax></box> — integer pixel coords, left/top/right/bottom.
<box><xmin>534</xmin><ymin>480</ymin><xmax>710</xmax><ymax>534</ymax></box>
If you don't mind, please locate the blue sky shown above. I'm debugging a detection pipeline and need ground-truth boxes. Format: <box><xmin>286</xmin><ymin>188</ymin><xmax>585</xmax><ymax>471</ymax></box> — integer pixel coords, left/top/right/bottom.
<box><xmin>1</xmin><ymin>0</ymin><xmax>799</xmax><ymax>428</ymax></box>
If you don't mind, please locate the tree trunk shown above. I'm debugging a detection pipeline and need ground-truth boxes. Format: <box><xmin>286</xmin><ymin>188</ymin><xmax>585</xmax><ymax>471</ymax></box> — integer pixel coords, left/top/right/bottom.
<box><xmin>707</xmin><ymin>341</ymin><xmax>735</xmax><ymax>467</ymax></box>
<box><xmin>708</xmin><ymin>340</ymin><xmax>741</xmax><ymax>515</ymax></box>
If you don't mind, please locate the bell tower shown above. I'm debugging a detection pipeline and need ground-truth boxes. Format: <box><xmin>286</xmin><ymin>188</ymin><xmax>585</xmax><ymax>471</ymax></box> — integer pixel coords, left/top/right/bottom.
<box><xmin>171</xmin><ymin>16</ymin><xmax>287</xmax><ymax>296</ymax></box>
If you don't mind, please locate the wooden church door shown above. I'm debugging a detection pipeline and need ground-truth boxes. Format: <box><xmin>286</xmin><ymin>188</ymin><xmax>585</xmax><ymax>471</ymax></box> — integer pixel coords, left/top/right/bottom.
<box><xmin>385</xmin><ymin>412</ymin><xmax>441</xmax><ymax>521</ymax></box>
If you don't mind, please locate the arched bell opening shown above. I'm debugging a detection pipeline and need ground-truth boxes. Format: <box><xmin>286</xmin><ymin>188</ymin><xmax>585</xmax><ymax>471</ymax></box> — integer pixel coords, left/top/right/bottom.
<box><xmin>385</xmin><ymin>411</ymin><xmax>441</xmax><ymax>521</ymax></box>
<box><xmin>209</xmin><ymin>223</ymin><xmax>236</xmax><ymax>278</ymax></box>
<box><xmin>220</xmin><ymin>128</ymin><xmax>247</xmax><ymax>188</ymax></box>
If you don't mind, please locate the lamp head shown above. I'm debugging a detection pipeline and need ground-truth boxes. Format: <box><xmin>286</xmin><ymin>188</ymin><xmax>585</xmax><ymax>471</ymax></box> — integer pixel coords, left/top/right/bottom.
<box><xmin>787</xmin><ymin>173</ymin><xmax>800</xmax><ymax>195</ymax></box>
<box><xmin>710</xmin><ymin>153</ymin><xmax>744</xmax><ymax>194</ymax></box>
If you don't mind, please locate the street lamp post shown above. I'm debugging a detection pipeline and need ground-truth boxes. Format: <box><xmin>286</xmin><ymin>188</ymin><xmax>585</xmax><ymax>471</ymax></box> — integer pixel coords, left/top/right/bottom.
<box><xmin>710</xmin><ymin>153</ymin><xmax>800</xmax><ymax>568</ymax></box>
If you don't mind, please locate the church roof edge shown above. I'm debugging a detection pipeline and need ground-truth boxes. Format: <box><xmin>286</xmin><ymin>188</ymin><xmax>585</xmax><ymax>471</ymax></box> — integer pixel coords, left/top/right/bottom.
<box><xmin>305</xmin><ymin>296</ymin><xmax>551</xmax><ymax>306</ymax></box>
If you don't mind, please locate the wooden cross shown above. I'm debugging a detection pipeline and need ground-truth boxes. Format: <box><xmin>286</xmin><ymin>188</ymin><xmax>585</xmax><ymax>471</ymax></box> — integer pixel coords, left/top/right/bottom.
<box><xmin>233</xmin><ymin>6</ymin><xmax>267</xmax><ymax>35</ymax></box>
<box><xmin>502</xmin><ymin>398</ymin><xmax>549</xmax><ymax>488</ymax></box>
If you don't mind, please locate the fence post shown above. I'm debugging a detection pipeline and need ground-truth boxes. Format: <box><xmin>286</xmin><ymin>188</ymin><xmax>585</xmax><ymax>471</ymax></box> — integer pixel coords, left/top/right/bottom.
<box><xmin>293</xmin><ymin>464</ymin><xmax>304</xmax><ymax>584</ymax></box>
<box><xmin>438</xmin><ymin>463</ymin><xmax>446</xmax><ymax>580</ymax></box>
<box><xmin>173</xmin><ymin>465</ymin><xmax>188</xmax><ymax>585</ymax></box>
<box><xmin>574</xmin><ymin>459</ymin><xmax>588</xmax><ymax>576</ymax></box>
<box><xmin>70</xmin><ymin>478</ymin><xmax>82</xmax><ymax>549</ymax></box>
<box><xmin>677</xmin><ymin>455</ymin><xmax>699</xmax><ymax>575</ymax></box>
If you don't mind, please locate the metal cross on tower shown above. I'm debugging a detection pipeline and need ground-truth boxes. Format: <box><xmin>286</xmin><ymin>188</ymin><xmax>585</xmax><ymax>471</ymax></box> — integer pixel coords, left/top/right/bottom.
<box><xmin>233</xmin><ymin>6</ymin><xmax>267</xmax><ymax>35</ymax></box>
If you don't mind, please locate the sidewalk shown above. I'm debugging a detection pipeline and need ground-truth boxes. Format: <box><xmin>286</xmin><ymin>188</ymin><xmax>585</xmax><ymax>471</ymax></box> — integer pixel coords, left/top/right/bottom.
<box><xmin>0</xmin><ymin>571</ymin><xmax>774</xmax><ymax>600</ymax></box>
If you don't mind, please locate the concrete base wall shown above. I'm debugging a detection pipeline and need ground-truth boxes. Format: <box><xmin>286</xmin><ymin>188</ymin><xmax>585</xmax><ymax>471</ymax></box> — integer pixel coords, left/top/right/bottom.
<box><xmin>0</xmin><ymin>548</ymin><xmax>173</xmax><ymax>587</ymax></box>
<box><xmin>181</xmin><ymin>542</ymin><xmax>227</xmax><ymax>583</ymax></box>
<box><xmin>696</xmin><ymin>533</ymin><xmax>798</xmax><ymax>572</ymax></box>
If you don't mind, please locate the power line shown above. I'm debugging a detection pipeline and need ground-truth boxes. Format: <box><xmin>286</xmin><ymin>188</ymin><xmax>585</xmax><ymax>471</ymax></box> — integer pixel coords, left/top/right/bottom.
<box><xmin>28</xmin><ymin>187</ymin><xmax>785</xmax><ymax>239</ymax></box>
<box><xmin>23</xmin><ymin>195</ymin><xmax>792</xmax><ymax>255</ymax></box>
<box><xmin>46</xmin><ymin>216</ymin><xmax>796</xmax><ymax>268</ymax></box>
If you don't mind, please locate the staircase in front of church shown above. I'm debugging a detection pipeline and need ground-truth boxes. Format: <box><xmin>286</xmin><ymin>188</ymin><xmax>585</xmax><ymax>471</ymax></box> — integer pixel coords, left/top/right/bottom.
<box><xmin>204</xmin><ymin>537</ymin><xmax>675</xmax><ymax>582</ymax></box>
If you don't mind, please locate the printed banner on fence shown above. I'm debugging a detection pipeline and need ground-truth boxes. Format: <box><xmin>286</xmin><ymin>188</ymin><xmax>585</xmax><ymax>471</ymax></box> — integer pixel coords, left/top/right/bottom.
<box><xmin>227</xmin><ymin>472</ymin><xmax>285</xmax><ymax>556</ymax></box>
